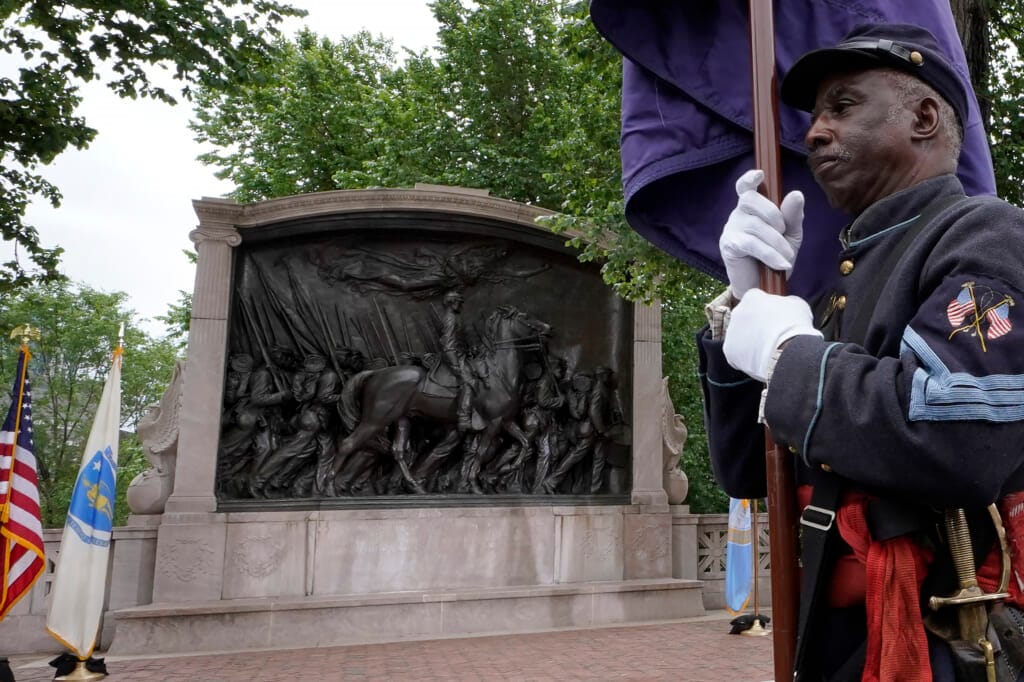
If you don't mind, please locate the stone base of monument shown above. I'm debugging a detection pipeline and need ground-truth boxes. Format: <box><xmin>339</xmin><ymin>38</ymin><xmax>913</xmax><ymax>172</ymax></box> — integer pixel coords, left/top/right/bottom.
<box><xmin>107</xmin><ymin>504</ymin><xmax>702</xmax><ymax>655</ymax></box>
<box><xmin>109</xmin><ymin>578</ymin><xmax>703</xmax><ymax>655</ymax></box>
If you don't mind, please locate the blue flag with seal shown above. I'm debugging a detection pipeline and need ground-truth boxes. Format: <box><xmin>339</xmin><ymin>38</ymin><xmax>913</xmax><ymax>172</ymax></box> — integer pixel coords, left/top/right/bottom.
<box><xmin>725</xmin><ymin>497</ymin><xmax>753</xmax><ymax>614</ymax></box>
<box><xmin>46</xmin><ymin>344</ymin><xmax>122</xmax><ymax>658</ymax></box>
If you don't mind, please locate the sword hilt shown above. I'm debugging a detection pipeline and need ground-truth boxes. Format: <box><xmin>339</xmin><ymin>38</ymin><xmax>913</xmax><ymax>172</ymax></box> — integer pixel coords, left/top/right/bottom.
<box><xmin>928</xmin><ymin>510</ymin><xmax>1003</xmax><ymax>682</ymax></box>
<box><xmin>947</xmin><ymin>508</ymin><xmax>978</xmax><ymax>588</ymax></box>
<box><xmin>930</xmin><ymin>508</ymin><xmax>1010</xmax><ymax>610</ymax></box>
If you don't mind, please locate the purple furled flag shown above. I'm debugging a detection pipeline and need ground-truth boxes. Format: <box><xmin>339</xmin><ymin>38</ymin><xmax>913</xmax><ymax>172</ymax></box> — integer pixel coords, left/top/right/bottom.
<box><xmin>589</xmin><ymin>1</ymin><xmax>996</xmax><ymax>300</ymax></box>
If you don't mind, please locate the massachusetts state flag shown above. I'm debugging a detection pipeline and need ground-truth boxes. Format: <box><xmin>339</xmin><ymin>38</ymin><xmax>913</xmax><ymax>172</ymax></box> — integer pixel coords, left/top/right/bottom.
<box><xmin>724</xmin><ymin>498</ymin><xmax>753</xmax><ymax>614</ymax></box>
<box><xmin>947</xmin><ymin>287</ymin><xmax>975</xmax><ymax>327</ymax></box>
<box><xmin>0</xmin><ymin>345</ymin><xmax>45</xmax><ymax>618</ymax></box>
<box><xmin>987</xmin><ymin>303</ymin><xmax>1013</xmax><ymax>340</ymax></box>
<box><xmin>46</xmin><ymin>345</ymin><xmax>122</xmax><ymax>658</ymax></box>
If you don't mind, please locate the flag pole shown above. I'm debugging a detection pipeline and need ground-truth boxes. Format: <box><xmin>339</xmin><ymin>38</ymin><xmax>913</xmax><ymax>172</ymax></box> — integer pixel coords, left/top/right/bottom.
<box><xmin>740</xmin><ymin>499</ymin><xmax>769</xmax><ymax>636</ymax></box>
<box><xmin>747</xmin><ymin>1</ymin><xmax>800</xmax><ymax>678</ymax></box>
<box><xmin>751</xmin><ymin>498</ymin><xmax>760</xmax><ymax>616</ymax></box>
<box><xmin>3</xmin><ymin>325</ymin><xmax>39</xmax><ymax>524</ymax></box>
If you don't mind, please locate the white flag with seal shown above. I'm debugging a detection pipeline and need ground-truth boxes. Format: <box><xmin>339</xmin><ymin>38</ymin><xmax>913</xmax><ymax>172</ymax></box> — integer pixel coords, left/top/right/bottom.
<box><xmin>46</xmin><ymin>345</ymin><xmax>122</xmax><ymax>658</ymax></box>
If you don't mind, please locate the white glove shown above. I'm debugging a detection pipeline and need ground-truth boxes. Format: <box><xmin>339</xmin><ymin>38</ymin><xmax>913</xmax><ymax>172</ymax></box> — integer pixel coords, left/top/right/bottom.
<box><xmin>720</xmin><ymin>169</ymin><xmax>805</xmax><ymax>300</ymax></box>
<box><xmin>723</xmin><ymin>288</ymin><xmax>822</xmax><ymax>382</ymax></box>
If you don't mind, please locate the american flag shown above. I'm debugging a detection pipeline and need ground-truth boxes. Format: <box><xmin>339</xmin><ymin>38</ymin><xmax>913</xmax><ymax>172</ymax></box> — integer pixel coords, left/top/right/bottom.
<box><xmin>987</xmin><ymin>303</ymin><xmax>1013</xmax><ymax>340</ymax></box>
<box><xmin>0</xmin><ymin>346</ymin><xmax>45</xmax><ymax>618</ymax></box>
<box><xmin>947</xmin><ymin>287</ymin><xmax>976</xmax><ymax>327</ymax></box>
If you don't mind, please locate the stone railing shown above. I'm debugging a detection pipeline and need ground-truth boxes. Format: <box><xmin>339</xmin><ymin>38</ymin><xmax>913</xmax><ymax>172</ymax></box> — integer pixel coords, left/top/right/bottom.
<box><xmin>673</xmin><ymin>509</ymin><xmax>772</xmax><ymax>611</ymax></box>
<box><xmin>0</xmin><ymin>517</ymin><xmax>161</xmax><ymax>654</ymax></box>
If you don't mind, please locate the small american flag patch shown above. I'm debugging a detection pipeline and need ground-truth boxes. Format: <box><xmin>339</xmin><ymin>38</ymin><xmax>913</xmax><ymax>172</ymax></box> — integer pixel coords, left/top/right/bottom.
<box><xmin>946</xmin><ymin>287</ymin><xmax>974</xmax><ymax>327</ymax></box>
<box><xmin>947</xmin><ymin>281</ymin><xmax>1015</xmax><ymax>351</ymax></box>
<box><xmin>987</xmin><ymin>303</ymin><xmax>1012</xmax><ymax>339</ymax></box>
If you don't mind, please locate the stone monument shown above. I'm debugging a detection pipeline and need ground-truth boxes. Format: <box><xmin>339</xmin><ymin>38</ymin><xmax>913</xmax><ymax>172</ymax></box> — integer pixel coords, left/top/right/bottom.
<box><xmin>109</xmin><ymin>185</ymin><xmax>702</xmax><ymax>655</ymax></box>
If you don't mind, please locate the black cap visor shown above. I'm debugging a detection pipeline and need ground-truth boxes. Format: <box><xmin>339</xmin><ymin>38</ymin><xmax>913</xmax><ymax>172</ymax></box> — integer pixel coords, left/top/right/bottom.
<box><xmin>782</xmin><ymin>49</ymin><xmax>902</xmax><ymax>113</ymax></box>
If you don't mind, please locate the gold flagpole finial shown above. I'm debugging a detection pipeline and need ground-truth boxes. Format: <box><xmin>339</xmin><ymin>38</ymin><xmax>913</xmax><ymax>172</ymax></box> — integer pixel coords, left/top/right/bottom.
<box><xmin>113</xmin><ymin>322</ymin><xmax>125</xmax><ymax>362</ymax></box>
<box><xmin>9</xmin><ymin>325</ymin><xmax>40</xmax><ymax>347</ymax></box>
<box><xmin>3</xmin><ymin>324</ymin><xmax>38</xmax><ymax>524</ymax></box>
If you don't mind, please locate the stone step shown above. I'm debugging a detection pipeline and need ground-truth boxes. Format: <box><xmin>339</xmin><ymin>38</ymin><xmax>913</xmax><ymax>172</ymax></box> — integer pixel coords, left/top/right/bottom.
<box><xmin>110</xmin><ymin>578</ymin><xmax>705</xmax><ymax>656</ymax></box>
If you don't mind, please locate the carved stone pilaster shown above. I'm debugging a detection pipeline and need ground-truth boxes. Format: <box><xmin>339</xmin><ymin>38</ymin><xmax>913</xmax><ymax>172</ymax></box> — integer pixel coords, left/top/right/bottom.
<box><xmin>631</xmin><ymin>302</ymin><xmax>668</xmax><ymax>508</ymax></box>
<box><xmin>190</xmin><ymin>198</ymin><xmax>242</xmax><ymax>322</ymax></box>
<box><xmin>165</xmin><ymin>199</ymin><xmax>242</xmax><ymax>514</ymax></box>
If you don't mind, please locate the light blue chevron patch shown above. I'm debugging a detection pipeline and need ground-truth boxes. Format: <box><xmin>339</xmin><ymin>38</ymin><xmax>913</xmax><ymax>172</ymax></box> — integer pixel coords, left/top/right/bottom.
<box><xmin>902</xmin><ymin>326</ymin><xmax>1024</xmax><ymax>422</ymax></box>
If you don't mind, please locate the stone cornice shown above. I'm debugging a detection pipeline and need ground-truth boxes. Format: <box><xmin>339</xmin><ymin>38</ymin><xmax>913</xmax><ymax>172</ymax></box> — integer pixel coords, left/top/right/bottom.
<box><xmin>192</xmin><ymin>187</ymin><xmax>558</xmax><ymax>233</ymax></box>
<box><xmin>191</xmin><ymin>197</ymin><xmax>243</xmax><ymax>246</ymax></box>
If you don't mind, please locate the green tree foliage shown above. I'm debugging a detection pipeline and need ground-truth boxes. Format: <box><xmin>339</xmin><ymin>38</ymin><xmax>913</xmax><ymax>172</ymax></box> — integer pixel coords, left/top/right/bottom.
<box><xmin>394</xmin><ymin>0</ymin><xmax>568</xmax><ymax>204</ymax></box>
<box><xmin>193</xmin><ymin>29</ymin><xmax>401</xmax><ymax>201</ymax></box>
<box><xmin>0</xmin><ymin>0</ymin><xmax>304</xmax><ymax>293</ymax></box>
<box><xmin>0</xmin><ymin>282</ymin><xmax>179</xmax><ymax>526</ymax></box>
<box><xmin>155</xmin><ymin>250</ymin><xmax>197</xmax><ymax>349</ymax></box>
<box><xmin>987</xmin><ymin>6</ymin><xmax>1024</xmax><ymax>205</ymax></box>
<box><xmin>194</xmin><ymin>1</ymin><xmax>577</xmax><ymax>206</ymax></box>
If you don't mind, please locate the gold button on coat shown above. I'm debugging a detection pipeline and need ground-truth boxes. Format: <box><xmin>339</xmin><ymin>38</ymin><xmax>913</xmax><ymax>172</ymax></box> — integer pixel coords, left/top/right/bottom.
<box><xmin>835</xmin><ymin>295</ymin><xmax>847</xmax><ymax>310</ymax></box>
<box><xmin>821</xmin><ymin>463</ymin><xmax>833</xmax><ymax>473</ymax></box>
<box><xmin>840</xmin><ymin>260</ymin><xmax>855</xmax><ymax>275</ymax></box>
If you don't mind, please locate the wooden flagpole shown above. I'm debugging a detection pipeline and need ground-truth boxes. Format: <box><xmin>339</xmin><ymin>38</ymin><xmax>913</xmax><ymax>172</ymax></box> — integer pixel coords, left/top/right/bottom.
<box><xmin>740</xmin><ymin>499</ymin><xmax>770</xmax><ymax>636</ymax></box>
<box><xmin>747</xmin><ymin>1</ymin><xmax>800</xmax><ymax>679</ymax></box>
<box><xmin>751</xmin><ymin>499</ymin><xmax>761</xmax><ymax>619</ymax></box>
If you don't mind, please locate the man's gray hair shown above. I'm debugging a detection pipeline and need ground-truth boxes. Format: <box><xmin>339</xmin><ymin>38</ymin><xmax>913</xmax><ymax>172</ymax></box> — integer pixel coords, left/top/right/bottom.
<box><xmin>883</xmin><ymin>69</ymin><xmax>963</xmax><ymax>165</ymax></box>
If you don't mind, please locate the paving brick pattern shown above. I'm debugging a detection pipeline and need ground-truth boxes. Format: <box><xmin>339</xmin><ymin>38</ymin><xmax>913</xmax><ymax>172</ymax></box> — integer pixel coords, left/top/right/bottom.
<box><xmin>11</xmin><ymin>614</ymin><xmax>774</xmax><ymax>681</ymax></box>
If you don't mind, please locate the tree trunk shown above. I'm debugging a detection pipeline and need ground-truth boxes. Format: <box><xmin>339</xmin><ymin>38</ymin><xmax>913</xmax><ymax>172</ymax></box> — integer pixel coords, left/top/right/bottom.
<box><xmin>949</xmin><ymin>0</ymin><xmax>992</xmax><ymax>132</ymax></box>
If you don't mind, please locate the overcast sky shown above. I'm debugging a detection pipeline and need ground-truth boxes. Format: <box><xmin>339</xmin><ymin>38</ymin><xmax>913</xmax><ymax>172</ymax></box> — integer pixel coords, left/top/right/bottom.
<box><xmin>21</xmin><ymin>1</ymin><xmax>440</xmax><ymax>335</ymax></box>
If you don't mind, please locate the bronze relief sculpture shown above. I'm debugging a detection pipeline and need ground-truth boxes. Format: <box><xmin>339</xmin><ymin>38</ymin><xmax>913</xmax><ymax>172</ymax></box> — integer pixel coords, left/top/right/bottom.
<box><xmin>216</xmin><ymin>229</ymin><xmax>631</xmax><ymax>500</ymax></box>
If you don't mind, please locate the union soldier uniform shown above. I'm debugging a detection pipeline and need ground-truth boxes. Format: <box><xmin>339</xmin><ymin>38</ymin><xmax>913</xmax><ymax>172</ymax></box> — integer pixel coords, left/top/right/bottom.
<box><xmin>440</xmin><ymin>290</ymin><xmax>476</xmax><ymax>431</ymax></box>
<box><xmin>699</xmin><ymin>24</ymin><xmax>1024</xmax><ymax>681</ymax></box>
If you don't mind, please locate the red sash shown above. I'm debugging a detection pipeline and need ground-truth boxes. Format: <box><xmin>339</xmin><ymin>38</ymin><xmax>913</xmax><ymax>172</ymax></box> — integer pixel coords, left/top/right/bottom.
<box><xmin>797</xmin><ymin>486</ymin><xmax>932</xmax><ymax>682</ymax></box>
<box><xmin>796</xmin><ymin>487</ymin><xmax>1024</xmax><ymax>681</ymax></box>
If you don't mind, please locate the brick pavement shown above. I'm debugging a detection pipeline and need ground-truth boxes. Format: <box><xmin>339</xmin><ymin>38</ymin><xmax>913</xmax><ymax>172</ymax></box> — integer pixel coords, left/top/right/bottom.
<box><xmin>10</xmin><ymin>612</ymin><xmax>774</xmax><ymax>681</ymax></box>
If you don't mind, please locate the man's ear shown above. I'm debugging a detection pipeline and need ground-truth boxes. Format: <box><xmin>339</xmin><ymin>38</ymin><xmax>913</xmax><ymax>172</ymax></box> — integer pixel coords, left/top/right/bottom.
<box><xmin>911</xmin><ymin>96</ymin><xmax>941</xmax><ymax>141</ymax></box>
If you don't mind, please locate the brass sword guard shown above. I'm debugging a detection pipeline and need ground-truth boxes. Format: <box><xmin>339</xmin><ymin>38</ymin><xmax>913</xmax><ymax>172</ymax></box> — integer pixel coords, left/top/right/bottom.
<box><xmin>927</xmin><ymin>506</ymin><xmax>1010</xmax><ymax>682</ymax></box>
<box><xmin>928</xmin><ymin>504</ymin><xmax>1012</xmax><ymax>611</ymax></box>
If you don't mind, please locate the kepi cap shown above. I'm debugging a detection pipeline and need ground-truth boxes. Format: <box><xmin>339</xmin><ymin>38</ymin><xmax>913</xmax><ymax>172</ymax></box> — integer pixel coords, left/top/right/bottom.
<box><xmin>781</xmin><ymin>23</ymin><xmax>968</xmax><ymax>129</ymax></box>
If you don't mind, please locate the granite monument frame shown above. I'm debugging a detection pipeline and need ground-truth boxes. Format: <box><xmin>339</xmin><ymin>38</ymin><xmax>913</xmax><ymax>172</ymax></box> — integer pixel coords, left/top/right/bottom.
<box><xmin>109</xmin><ymin>186</ymin><xmax>694</xmax><ymax>655</ymax></box>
